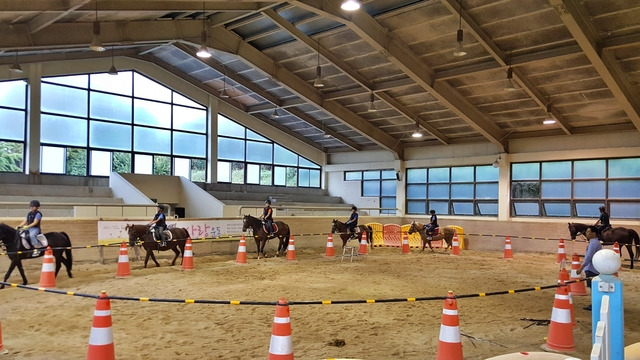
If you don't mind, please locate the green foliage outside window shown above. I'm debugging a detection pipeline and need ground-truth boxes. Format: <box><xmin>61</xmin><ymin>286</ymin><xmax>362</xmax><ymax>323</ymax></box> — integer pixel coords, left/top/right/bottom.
<box><xmin>112</xmin><ymin>152</ymin><xmax>131</xmax><ymax>173</ymax></box>
<box><xmin>66</xmin><ymin>148</ymin><xmax>87</xmax><ymax>176</ymax></box>
<box><xmin>0</xmin><ymin>141</ymin><xmax>23</xmax><ymax>172</ymax></box>
<box><xmin>154</xmin><ymin>156</ymin><xmax>171</xmax><ymax>175</ymax></box>
<box><xmin>191</xmin><ymin>159</ymin><xmax>206</xmax><ymax>182</ymax></box>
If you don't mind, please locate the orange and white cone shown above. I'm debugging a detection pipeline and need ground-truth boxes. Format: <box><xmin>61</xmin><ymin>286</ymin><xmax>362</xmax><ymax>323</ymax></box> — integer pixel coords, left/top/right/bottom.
<box><xmin>556</xmin><ymin>238</ymin><xmax>567</xmax><ymax>263</ymax></box>
<box><xmin>181</xmin><ymin>237</ymin><xmax>194</xmax><ymax>271</ymax></box>
<box><xmin>401</xmin><ymin>232</ymin><xmax>410</xmax><ymax>254</ymax></box>
<box><xmin>435</xmin><ymin>291</ymin><xmax>463</xmax><ymax>360</ymax></box>
<box><xmin>451</xmin><ymin>232</ymin><xmax>461</xmax><ymax>256</ymax></box>
<box><xmin>286</xmin><ymin>236</ymin><xmax>297</xmax><ymax>261</ymax></box>
<box><xmin>268</xmin><ymin>298</ymin><xmax>293</xmax><ymax>360</ymax></box>
<box><xmin>358</xmin><ymin>231</ymin><xmax>368</xmax><ymax>255</ymax></box>
<box><xmin>325</xmin><ymin>233</ymin><xmax>335</xmax><ymax>258</ymax></box>
<box><xmin>613</xmin><ymin>242</ymin><xmax>620</xmax><ymax>277</ymax></box>
<box><xmin>0</xmin><ymin>319</ymin><xmax>7</xmax><ymax>355</ymax></box>
<box><xmin>236</xmin><ymin>235</ymin><xmax>248</xmax><ymax>264</ymax></box>
<box><xmin>557</xmin><ymin>267</ymin><xmax>576</xmax><ymax>328</ymax></box>
<box><xmin>503</xmin><ymin>236</ymin><xmax>513</xmax><ymax>259</ymax></box>
<box><xmin>38</xmin><ymin>246</ymin><xmax>56</xmax><ymax>288</ymax></box>
<box><xmin>541</xmin><ymin>285</ymin><xmax>575</xmax><ymax>352</ymax></box>
<box><xmin>569</xmin><ymin>253</ymin><xmax>587</xmax><ymax>296</ymax></box>
<box><xmin>115</xmin><ymin>242</ymin><xmax>131</xmax><ymax>279</ymax></box>
<box><xmin>87</xmin><ymin>290</ymin><xmax>115</xmax><ymax>360</ymax></box>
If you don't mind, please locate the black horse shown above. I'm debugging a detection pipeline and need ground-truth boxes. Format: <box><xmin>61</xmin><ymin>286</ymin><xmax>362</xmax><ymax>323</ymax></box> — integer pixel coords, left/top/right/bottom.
<box><xmin>568</xmin><ymin>222</ymin><xmax>639</xmax><ymax>269</ymax></box>
<box><xmin>330</xmin><ymin>219</ymin><xmax>373</xmax><ymax>250</ymax></box>
<box><xmin>0</xmin><ymin>223</ymin><xmax>73</xmax><ymax>289</ymax></box>
<box><xmin>242</xmin><ymin>215</ymin><xmax>290</xmax><ymax>259</ymax></box>
<box><xmin>125</xmin><ymin>224</ymin><xmax>188</xmax><ymax>268</ymax></box>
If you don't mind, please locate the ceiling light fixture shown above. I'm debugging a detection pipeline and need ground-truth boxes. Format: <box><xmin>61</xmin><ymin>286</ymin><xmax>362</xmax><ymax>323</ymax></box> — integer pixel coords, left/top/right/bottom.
<box><xmin>313</xmin><ymin>40</ymin><xmax>325</xmax><ymax>88</ymax></box>
<box><xmin>9</xmin><ymin>51</ymin><xmax>23</xmax><ymax>73</ymax></box>
<box><xmin>196</xmin><ymin>2</ymin><xmax>211</xmax><ymax>58</ymax></box>
<box><xmin>543</xmin><ymin>104</ymin><xmax>557</xmax><ymax>125</ymax></box>
<box><xmin>341</xmin><ymin>0</ymin><xmax>360</xmax><ymax>11</ymax></box>
<box><xmin>367</xmin><ymin>92</ymin><xmax>377</xmax><ymax>112</ymax></box>
<box><xmin>108</xmin><ymin>46</ymin><xmax>118</xmax><ymax>75</ymax></box>
<box><xmin>271</xmin><ymin>108</ymin><xmax>279</xmax><ymax>119</ymax></box>
<box><xmin>220</xmin><ymin>65</ymin><xmax>230</xmax><ymax>98</ymax></box>
<box><xmin>504</xmin><ymin>67</ymin><xmax>516</xmax><ymax>91</ymax></box>
<box><xmin>492</xmin><ymin>155</ymin><xmax>501</xmax><ymax>168</ymax></box>
<box><xmin>89</xmin><ymin>1</ymin><xmax>105</xmax><ymax>52</ymax></box>
<box><xmin>411</xmin><ymin>117</ymin><xmax>423</xmax><ymax>138</ymax></box>
<box><xmin>453</xmin><ymin>0</ymin><xmax>467</xmax><ymax>57</ymax></box>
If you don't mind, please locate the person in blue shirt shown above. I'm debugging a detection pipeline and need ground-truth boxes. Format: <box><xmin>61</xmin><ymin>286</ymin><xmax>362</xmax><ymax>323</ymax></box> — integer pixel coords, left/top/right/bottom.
<box><xmin>18</xmin><ymin>200</ymin><xmax>43</xmax><ymax>256</ymax></box>
<box><xmin>577</xmin><ymin>225</ymin><xmax>603</xmax><ymax>311</ymax></box>
<box><xmin>345</xmin><ymin>206</ymin><xmax>359</xmax><ymax>239</ymax></box>
<box><xmin>260</xmin><ymin>199</ymin><xmax>274</xmax><ymax>236</ymax></box>
<box><xmin>426</xmin><ymin>209</ymin><xmax>438</xmax><ymax>240</ymax></box>
<box><xmin>148</xmin><ymin>204</ymin><xmax>168</xmax><ymax>246</ymax></box>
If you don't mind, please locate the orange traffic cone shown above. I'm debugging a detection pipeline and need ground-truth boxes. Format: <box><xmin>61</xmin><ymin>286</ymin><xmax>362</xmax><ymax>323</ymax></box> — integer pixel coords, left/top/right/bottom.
<box><xmin>115</xmin><ymin>242</ymin><xmax>131</xmax><ymax>279</ymax></box>
<box><xmin>0</xmin><ymin>319</ymin><xmax>7</xmax><ymax>355</ymax></box>
<box><xmin>503</xmin><ymin>236</ymin><xmax>513</xmax><ymax>259</ymax></box>
<box><xmin>87</xmin><ymin>291</ymin><xmax>115</xmax><ymax>360</ymax></box>
<box><xmin>435</xmin><ymin>291</ymin><xmax>463</xmax><ymax>360</ymax></box>
<box><xmin>451</xmin><ymin>231</ymin><xmax>461</xmax><ymax>256</ymax></box>
<box><xmin>569</xmin><ymin>253</ymin><xmax>587</xmax><ymax>296</ymax></box>
<box><xmin>613</xmin><ymin>242</ymin><xmax>620</xmax><ymax>277</ymax></box>
<box><xmin>557</xmin><ymin>267</ymin><xmax>576</xmax><ymax>328</ymax></box>
<box><xmin>236</xmin><ymin>235</ymin><xmax>248</xmax><ymax>264</ymax></box>
<box><xmin>541</xmin><ymin>285</ymin><xmax>575</xmax><ymax>352</ymax></box>
<box><xmin>181</xmin><ymin>237</ymin><xmax>194</xmax><ymax>271</ymax></box>
<box><xmin>556</xmin><ymin>238</ymin><xmax>567</xmax><ymax>263</ymax></box>
<box><xmin>401</xmin><ymin>232</ymin><xmax>410</xmax><ymax>254</ymax></box>
<box><xmin>286</xmin><ymin>236</ymin><xmax>297</xmax><ymax>261</ymax></box>
<box><xmin>38</xmin><ymin>246</ymin><xmax>56</xmax><ymax>288</ymax></box>
<box><xmin>268</xmin><ymin>298</ymin><xmax>293</xmax><ymax>360</ymax></box>
<box><xmin>325</xmin><ymin>233</ymin><xmax>335</xmax><ymax>258</ymax></box>
<box><xmin>358</xmin><ymin>231</ymin><xmax>368</xmax><ymax>255</ymax></box>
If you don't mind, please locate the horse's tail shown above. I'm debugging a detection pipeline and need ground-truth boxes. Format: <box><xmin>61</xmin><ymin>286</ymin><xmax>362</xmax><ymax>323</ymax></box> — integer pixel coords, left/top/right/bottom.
<box><xmin>182</xmin><ymin>228</ymin><xmax>191</xmax><ymax>240</ymax></box>
<box><xmin>366</xmin><ymin>226</ymin><xmax>373</xmax><ymax>247</ymax></box>
<box><xmin>629</xmin><ymin>229</ymin><xmax>640</xmax><ymax>260</ymax></box>
<box><xmin>61</xmin><ymin>231</ymin><xmax>73</xmax><ymax>271</ymax></box>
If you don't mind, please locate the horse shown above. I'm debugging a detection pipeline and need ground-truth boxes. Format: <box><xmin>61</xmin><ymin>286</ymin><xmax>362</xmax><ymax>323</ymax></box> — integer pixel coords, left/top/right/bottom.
<box><xmin>407</xmin><ymin>221</ymin><xmax>454</xmax><ymax>253</ymax></box>
<box><xmin>0</xmin><ymin>223</ymin><xmax>73</xmax><ymax>289</ymax></box>
<box><xmin>241</xmin><ymin>215</ymin><xmax>291</xmax><ymax>259</ymax></box>
<box><xmin>125</xmin><ymin>224</ymin><xmax>188</xmax><ymax>268</ymax></box>
<box><xmin>330</xmin><ymin>219</ymin><xmax>373</xmax><ymax>250</ymax></box>
<box><xmin>568</xmin><ymin>222</ymin><xmax>639</xmax><ymax>269</ymax></box>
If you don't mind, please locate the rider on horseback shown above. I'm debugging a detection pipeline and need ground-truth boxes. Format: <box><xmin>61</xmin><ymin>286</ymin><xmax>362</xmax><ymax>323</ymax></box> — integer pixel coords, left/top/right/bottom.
<box><xmin>17</xmin><ymin>200</ymin><xmax>44</xmax><ymax>256</ymax></box>
<box><xmin>345</xmin><ymin>206</ymin><xmax>359</xmax><ymax>239</ymax></box>
<box><xmin>425</xmin><ymin>209</ymin><xmax>438</xmax><ymax>240</ymax></box>
<box><xmin>595</xmin><ymin>205</ymin><xmax>611</xmax><ymax>239</ymax></box>
<box><xmin>261</xmin><ymin>200</ymin><xmax>274</xmax><ymax>236</ymax></box>
<box><xmin>148</xmin><ymin>204</ymin><xmax>168</xmax><ymax>246</ymax></box>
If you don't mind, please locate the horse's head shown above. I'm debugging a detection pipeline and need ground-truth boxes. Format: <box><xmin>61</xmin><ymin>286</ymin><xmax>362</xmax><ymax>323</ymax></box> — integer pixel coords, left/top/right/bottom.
<box><xmin>408</xmin><ymin>221</ymin><xmax>419</xmax><ymax>234</ymax></box>
<box><xmin>242</xmin><ymin>215</ymin><xmax>250</xmax><ymax>232</ymax></box>
<box><xmin>568</xmin><ymin>222</ymin><xmax>579</xmax><ymax>240</ymax></box>
<box><xmin>330</xmin><ymin>219</ymin><xmax>338</xmax><ymax>234</ymax></box>
<box><xmin>125</xmin><ymin>224</ymin><xmax>147</xmax><ymax>245</ymax></box>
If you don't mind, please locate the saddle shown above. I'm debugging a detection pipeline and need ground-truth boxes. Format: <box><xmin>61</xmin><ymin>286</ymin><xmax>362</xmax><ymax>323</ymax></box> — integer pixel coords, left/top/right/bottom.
<box><xmin>426</xmin><ymin>227</ymin><xmax>440</xmax><ymax>236</ymax></box>
<box><xmin>151</xmin><ymin>228</ymin><xmax>172</xmax><ymax>242</ymax></box>
<box><xmin>19</xmin><ymin>231</ymin><xmax>48</xmax><ymax>250</ymax></box>
<box><xmin>261</xmin><ymin>222</ymin><xmax>278</xmax><ymax>234</ymax></box>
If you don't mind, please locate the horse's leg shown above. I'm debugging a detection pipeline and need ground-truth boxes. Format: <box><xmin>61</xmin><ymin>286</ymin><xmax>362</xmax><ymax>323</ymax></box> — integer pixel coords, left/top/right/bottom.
<box><xmin>255</xmin><ymin>238</ymin><xmax>262</xmax><ymax>259</ymax></box>
<box><xmin>170</xmin><ymin>246</ymin><xmax>180</xmax><ymax>266</ymax></box>
<box><xmin>2</xmin><ymin>261</ymin><xmax>18</xmax><ymax>289</ymax></box>
<box><xmin>149</xmin><ymin>249</ymin><xmax>161</xmax><ymax>267</ymax></box>
<box><xmin>54</xmin><ymin>251</ymin><xmax>62</xmax><ymax>277</ymax></box>
<box><xmin>15</xmin><ymin>260</ymin><xmax>28</xmax><ymax>285</ymax></box>
<box><xmin>144</xmin><ymin>249</ymin><xmax>152</xmax><ymax>268</ymax></box>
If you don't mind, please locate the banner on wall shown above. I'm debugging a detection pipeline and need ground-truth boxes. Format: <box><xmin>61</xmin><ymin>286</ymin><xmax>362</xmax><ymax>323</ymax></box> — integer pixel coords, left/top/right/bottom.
<box><xmin>98</xmin><ymin>220</ymin><xmax>244</xmax><ymax>245</ymax></box>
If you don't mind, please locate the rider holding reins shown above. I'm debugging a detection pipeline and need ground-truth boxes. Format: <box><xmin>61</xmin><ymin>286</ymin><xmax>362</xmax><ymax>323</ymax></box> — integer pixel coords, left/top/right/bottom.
<box><xmin>594</xmin><ymin>205</ymin><xmax>611</xmax><ymax>238</ymax></box>
<box><xmin>260</xmin><ymin>199</ymin><xmax>274</xmax><ymax>236</ymax></box>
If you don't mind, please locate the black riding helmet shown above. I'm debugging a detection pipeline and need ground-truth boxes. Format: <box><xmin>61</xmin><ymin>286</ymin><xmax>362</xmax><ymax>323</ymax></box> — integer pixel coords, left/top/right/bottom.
<box><xmin>430</xmin><ymin>209</ymin><xmax>436</xmax><ymax>214</ymax></box>
<box><xmin>157</xmin><ymin>204</ymin><xmax>165</xmax><ymax>211</ymax></box>
<box><xmin>351</xmin><ymin>206</ymin><xmax>357</xmax><ymax>211</ymax></box>
<box><xmin>599</xmin><ymin>206</ymin><xmax>606</xmax><ymax>211</ymax></box>
<box><xmin>30</xmin><ymin>200</ymin><xmax>40</xmax><ymax>207</ymax></box>
<box><xmin>265</xmin><ymin>199</ymin><xmax>271</xmax><ymax>205</ymax></box>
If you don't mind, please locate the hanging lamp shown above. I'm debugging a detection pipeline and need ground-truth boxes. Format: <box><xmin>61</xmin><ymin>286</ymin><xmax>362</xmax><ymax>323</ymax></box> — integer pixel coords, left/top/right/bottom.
<box><xmin>453</xmin><ymin>0</ymin><xmax>466</xmax><ymax>57</ymax></box>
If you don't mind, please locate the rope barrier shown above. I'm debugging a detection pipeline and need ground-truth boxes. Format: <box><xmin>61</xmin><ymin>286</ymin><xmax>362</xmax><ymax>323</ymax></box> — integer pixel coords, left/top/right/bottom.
<box><xmin>0</xmin><ymin>278</ymin><xmax>591</xmax><ymax>306</ymax></box>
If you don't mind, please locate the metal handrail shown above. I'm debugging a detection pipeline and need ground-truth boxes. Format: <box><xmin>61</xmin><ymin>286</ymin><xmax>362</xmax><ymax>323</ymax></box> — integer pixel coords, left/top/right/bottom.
<box><xmin>238</xmin><ymin>205</ymin><xmax>398</xmax><ymax>217</ymax></box>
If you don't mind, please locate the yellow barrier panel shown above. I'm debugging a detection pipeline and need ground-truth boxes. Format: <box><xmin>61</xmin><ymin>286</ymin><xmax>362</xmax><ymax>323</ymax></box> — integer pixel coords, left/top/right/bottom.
<box><xmin>401</xmin><ymin>224</ymin><xmax>426</xmax><ymax>248</ymax></box>
<box><xmin>366</xmin><ymin>222</ymin><xmax>384</xmax><ymax>247</ymax></box>
<box><xmin>448</xmin><ymin>225</ymin><xmax>465</xmax><ymax>250</ymax></box>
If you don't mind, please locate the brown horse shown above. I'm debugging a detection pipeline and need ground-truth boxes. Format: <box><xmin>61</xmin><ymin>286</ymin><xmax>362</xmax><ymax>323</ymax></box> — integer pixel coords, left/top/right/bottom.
<box><xmin>125</xmin><ymin>224</ymin><xmax>188</xmax><ymax>268</ymax></box>
<box><xmin>242</xmin><ymin>215</ymin><xmax>290</xmax><ymax>259</ymax></box>
<box><xmin>0</xmin><ymin>223</ymin><xmax>73</xmax><ymax>289</ymax></box>
<box><xmin>330</xmin><ymin>219</ymin><xmax>373</xmax><ymax>250</ymax></box>
<box><xmin>407</xmin><ymin>221</ymin><xmax>454</xmax><ymax>253</ymax></box>
<box><xmin>568</xmin><ymin>222</ymin><xmax>639</xmax><ymax>269</ymax></box>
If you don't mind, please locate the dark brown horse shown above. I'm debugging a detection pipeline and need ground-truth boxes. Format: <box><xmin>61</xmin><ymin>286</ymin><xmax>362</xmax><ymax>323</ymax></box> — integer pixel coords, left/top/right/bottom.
<box><xmin>407</xmin><ymin>221</ymin><xmax>454</xmax><ymax>253</ymax></box>
<box><xmin>0</xmin><ymin>223</ymin><xmax>73</xmax><ymax>289</ymax></box>
<box><xmin>330</xmin><ymin>219</ymin><xmax>373</xmax><ymax>250</ymax></box>
<box><xmin>125</xmin><ymin>224</ymin><xmax>188</xmax><ymax>268</ymax></box>
<box><xmin>568</xmin><ymin>222</ymin><xmax>639</xmax><ymax>269</ymax></box>
<box><xmin>242</xmin><ymin>215</ymin><xmax>290</xmax><ymax>259</ymax></box>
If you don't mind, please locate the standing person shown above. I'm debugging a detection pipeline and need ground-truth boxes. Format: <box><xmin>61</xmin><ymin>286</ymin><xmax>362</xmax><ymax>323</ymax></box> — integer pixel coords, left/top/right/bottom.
<box><xmin>345</xmin><ymin>206</ymin><xmax>359</xmax><ymax>239</ymax></box>
<box><xmin>426</xmin><ymin>209</ymin><xmax>438</xmax><ymax>240</ymax></box>
<box><xmin>594</xmin><ymin>205</ymin><xmax>611</xmax><ymax>238</ymax></box>
<box><xmin>260</xmin><ymin>199</ymin><xmax>274</xmax><ymax>236</ymax></box>
<box><xmin>148</xmin><ymin>204</ymin><xmax>168</xmax><ymax>246</ymax></box>
<box><xmin>576</xmin><ymin>225</ymin><xmax>603</xmax><ymax>311</ymax></box>
<box><xmin>17</xmin><ymin>200</ymin><xmax>43</xmax><ymax>256</ymax></box>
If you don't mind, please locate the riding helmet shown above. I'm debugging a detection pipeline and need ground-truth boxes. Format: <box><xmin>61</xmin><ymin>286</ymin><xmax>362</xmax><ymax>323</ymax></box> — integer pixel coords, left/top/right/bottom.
<box><xmin>30</xmin><ymin>200</ymin><xmax>40</xmax><ymax>207</ymax></box>
<box><xmin>265</xmin><ymin>199</ymin><xmax>271</xmax><ymax>205</ymax></box>
<box><xmin>599</xmin><ymin>205</ymin><xmax>606</xmax><ymax>211</ymax></box>
<box><xmin>430</xmin><ymin>209</ymin><xmax>436</xmax><ymax>214</ymax></box>
<box><xmin>157</xmin><ymin>204</ymin><xmax>165</xmax><ymax>211</ymax></box>
<box><xmin>351</xmin><ymin>206</ymin><xmax>357</xmax><ymax>211</ymax></box>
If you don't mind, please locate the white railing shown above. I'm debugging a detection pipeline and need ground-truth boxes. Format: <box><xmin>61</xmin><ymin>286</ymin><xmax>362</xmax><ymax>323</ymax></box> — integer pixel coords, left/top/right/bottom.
<box><xmin>591</xmin><ymin>295</ymin><xmax>610</xmax><ymax>360</ymax></box>
<box><xmin>237</xmin><ymin>205</ymin><xmax>399</xmax><ymax>217</ymax></box>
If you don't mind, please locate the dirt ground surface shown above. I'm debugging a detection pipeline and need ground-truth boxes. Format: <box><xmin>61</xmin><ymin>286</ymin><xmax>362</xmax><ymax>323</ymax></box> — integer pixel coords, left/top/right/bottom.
<box><xmin>1</xmin><ymin>244</ymin><xmax>639</xmax><ymax>360</ymax></box>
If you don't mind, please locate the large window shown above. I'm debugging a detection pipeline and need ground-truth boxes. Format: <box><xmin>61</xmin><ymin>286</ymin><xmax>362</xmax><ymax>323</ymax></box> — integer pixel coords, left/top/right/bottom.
<box><xmin>406</xmin><ymin>165</ymin><xmax>498</xmax><ymax>216</ymax></box>
<box><xmin>511</xmin><ymin>158</ymin><xmax>640</xmax><ymax>218</ymax></box>
<box><xmin>344</xmin><ymin>170</ymin><xmax>397</xmax><ymax>214</ymax></box>
<box><xmin>217</xmin><ymin>115</ymin><xmax>320</xmax><ymax>188</ymax></box>
<box><xmin>39</xmin><ymin>71</ymin><xmax>207</xmax><ymax>181</ymax></box>
<box><xmin>0</xmin><ymin>80</ymin><xmax>28</xmax><ymax>173</ymax></box>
